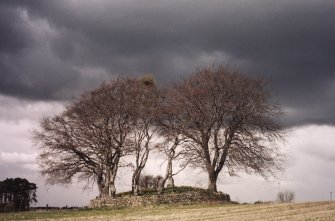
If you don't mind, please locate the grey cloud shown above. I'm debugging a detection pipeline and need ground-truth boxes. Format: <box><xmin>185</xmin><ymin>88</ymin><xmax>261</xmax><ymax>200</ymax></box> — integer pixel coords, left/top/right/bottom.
<box><xmin>0</xmin><ymin>6</ymin><xmax>32</xmax><ymax>54</ymax></box>
<box><xmin>1</xmin><ymin>0</ymin><xmax>335</xmax><ymax>125</ymax></box>
<box><xmin>0</xmin><ymin>152</ymin><xmax>37</xmax><ymax>183</ymax></box>
<box><xmin>0</xmin><ymin>53</ymin><xmax>81</xmax><ymax>100</ymax></box>
<box><xmin>0</xmin><ymin>96</ymin><xmax>65</xmax><ymax>122</ymax></box>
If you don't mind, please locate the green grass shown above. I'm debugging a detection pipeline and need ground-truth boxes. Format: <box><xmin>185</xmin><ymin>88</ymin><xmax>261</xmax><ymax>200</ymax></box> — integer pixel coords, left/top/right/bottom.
<box><xmin>1</xmin><ymin>201</ymin><xmax>335</xmax><ymax>221</ymax></box>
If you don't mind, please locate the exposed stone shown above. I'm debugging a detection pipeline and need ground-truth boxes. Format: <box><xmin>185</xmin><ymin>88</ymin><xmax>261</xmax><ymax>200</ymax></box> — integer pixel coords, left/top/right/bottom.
<box><xmin>90</xmin><ymin>191</ymin><xmax>230</xmax><ymax>208</ymax></box>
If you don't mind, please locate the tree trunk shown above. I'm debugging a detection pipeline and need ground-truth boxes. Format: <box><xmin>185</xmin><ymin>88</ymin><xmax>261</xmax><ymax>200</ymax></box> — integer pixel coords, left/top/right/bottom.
<box><xmin>158</xmin><ymin>181</ymin><xmax>165</xmax><ymax>195</ymax></box>
<box><xmin>168</xmin><ymin>176</ymin><xmax>175</xmax><ymax>188</ymax></box>
<box><xmin>109</xmin><ymin>182</ymin><xmax>116</xmax><ymax>197</ymax></box>
<box><xmin>131</xmin><ymin>173</ymin><xmax>138</xmax><ymax>196</ymax></box>
<box><xmin>132</xmin><ymin>143</ymin><xmax>150</xmax><ymax>196</ymax></box>
<box><xmin>167</xmin><ymin>157</ymin><xmax>175</xmax><ymax>189</ymax></box>
<box><xmin>102</xmin><ymin>178</ymin><xmax>110</xmax><ymax>198</ymax></box>
<box><xmin>97</xmin><ymin>171</ymin><xmax>108</xmax><ymax>198</ymax></box>
<box><xmin>109</xmin><ymin>161</ymin><xmax>119</xmax><ymax>197</ymax></box>
<box><xmin>132</xmin><ymin>169</ymin><xmax>142</xmax><ymax>196</ymax></box>
<box><xmin>159</xmin><ymin>152</ymin><xmax>174</xmax><ymax>194</ymax></box>
<box><xmin>207</xmin><ymin>171</ymin><xmax>218</xmax><ymax>192</ymax></box>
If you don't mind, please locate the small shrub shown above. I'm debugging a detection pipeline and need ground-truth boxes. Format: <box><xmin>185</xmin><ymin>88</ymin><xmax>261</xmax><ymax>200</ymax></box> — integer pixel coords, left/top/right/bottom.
<box><xmin>254</xmin><ymin>201</ymin><xmax>263</xmax><ymax>204</ymax></box>
<box><xmin>277</xmin><ymin>190</ymin><xmax>295</xmax><ymax>203</ymax></box>
<box><xmin>139</xmin><ymin>175</ymin><xmax>163</xmax><ymax>192</ymax></box>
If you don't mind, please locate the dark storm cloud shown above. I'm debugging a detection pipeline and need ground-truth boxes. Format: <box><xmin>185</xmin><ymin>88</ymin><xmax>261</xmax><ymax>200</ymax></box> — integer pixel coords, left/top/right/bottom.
<box><xmin>0</xmin><ymin>0</ymin><xmax>335</xmax><ymax>125</ymax></box>
<box><xmin>0</xmin><ymin>6</ymin><xmax>32</xmax><ymax>54</ymax></box>
<box><xmin>0</xmin><ymin>1</ymin><xmax>80</xmax><ymax>100</ymax></box>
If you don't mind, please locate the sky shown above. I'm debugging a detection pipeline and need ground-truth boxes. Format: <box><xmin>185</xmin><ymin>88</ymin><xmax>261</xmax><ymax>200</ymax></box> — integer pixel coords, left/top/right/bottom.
<box><xmin>0</xmin><ymin>0</ymin><xmax>335</xmax><ymax>207</ymax></box>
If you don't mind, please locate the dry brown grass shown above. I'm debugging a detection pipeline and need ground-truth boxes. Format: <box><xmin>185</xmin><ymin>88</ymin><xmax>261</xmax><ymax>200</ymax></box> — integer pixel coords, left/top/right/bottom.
<box><xmin>2</xmin><ymin>201</ymin><xmax>335</xmax><ymax>221</ymax></box>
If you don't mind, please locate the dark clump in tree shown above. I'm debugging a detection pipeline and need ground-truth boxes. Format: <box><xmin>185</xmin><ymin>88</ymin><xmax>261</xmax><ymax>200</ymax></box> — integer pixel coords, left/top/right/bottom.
<box><xmin>159</xmin><ymin>65</ymin><xmax>284</xmax><ymax>192</ymax></box>
<box><xmin>0</xmin><ymin>178</ymin><xmax>37</xmax><ymax>212</ymax></box>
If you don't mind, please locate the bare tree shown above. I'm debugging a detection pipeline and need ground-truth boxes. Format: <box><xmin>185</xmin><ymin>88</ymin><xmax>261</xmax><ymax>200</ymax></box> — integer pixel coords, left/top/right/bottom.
<box><xmin>159</xmin><ymin>65</ymin><xmax>284</xmax><ymax>192</ymax></box>
<box><xmin>33</xmin><ymin>78</ymin><xmax>140</xmax><ymax>198</ymax></box>
<box><xmin>277</xmin><ymin>191</ymin><xmax>295</xmax><ymax>203</ymax></box>
<box><xmin>156</xmin><ymin>134</ymin><xmax>188</xmax><ymax>194</ymax></box>
<box><xmin>129</xmin><ymin>76</ymin><xmax>161</xmax><ymax>196</ymax></box>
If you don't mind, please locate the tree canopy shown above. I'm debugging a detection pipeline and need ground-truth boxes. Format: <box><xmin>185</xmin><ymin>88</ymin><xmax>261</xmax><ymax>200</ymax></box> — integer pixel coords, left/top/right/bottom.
<box><xmin>34</xmin><ymin>77</ymin><xmax>161</xmax><ymax>197</ymax></box>
<box><xmin>0</xmin><ymin>178</ymin><xmax>37</xmax><ymax>212</ymax></box>
<box><xmin>159</xmin><ymin>66</ymin><xmax>283</xmax><ymax>191</ymax></box>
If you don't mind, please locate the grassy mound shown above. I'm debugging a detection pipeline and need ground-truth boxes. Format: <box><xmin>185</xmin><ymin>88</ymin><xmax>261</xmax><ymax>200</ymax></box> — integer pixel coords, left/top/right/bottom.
<box><xmin>90</xmin><ymin>186</ymin><xmax>231</xmax><ymax>208</ymax></box>
<box><xmin>116</xmin><ymin>186</ymin><xmax>217</xmax><ymax>197</ymax></box>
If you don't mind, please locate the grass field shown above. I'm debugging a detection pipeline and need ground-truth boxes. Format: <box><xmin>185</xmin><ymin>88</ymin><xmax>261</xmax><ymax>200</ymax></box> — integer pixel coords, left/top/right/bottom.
<box><xmin>1</xmin><ymin>201</ymin><xmax>335</xmax><ymax>221</ymax></box>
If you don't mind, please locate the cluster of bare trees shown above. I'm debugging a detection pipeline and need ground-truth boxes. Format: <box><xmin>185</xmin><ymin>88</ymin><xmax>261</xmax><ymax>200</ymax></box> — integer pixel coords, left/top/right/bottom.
<box><xmin>33</xmin><ymin>65</ymin><xmax>283</xmax><ymax>198</ymax></box>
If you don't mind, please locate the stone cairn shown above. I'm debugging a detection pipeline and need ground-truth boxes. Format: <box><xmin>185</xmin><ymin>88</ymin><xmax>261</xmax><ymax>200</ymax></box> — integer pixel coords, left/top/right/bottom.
<box><xmin>90</xmin><ymin>190</ymin><xmax>230</xmax><ymax>208</ymax></box>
